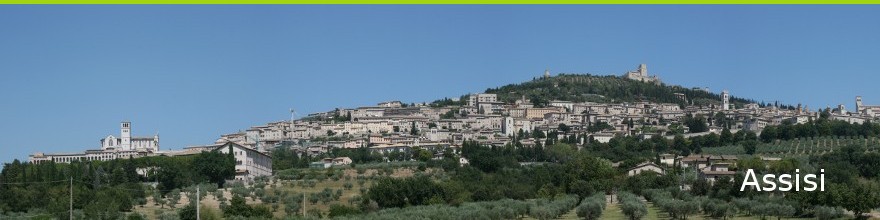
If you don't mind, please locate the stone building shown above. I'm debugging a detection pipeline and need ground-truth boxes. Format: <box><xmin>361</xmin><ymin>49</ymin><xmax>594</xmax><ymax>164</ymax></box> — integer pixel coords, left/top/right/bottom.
<box><xmin>622</xmin><ymin>64</ymin><xmax>661</xmax><ymax>84</ymax></box>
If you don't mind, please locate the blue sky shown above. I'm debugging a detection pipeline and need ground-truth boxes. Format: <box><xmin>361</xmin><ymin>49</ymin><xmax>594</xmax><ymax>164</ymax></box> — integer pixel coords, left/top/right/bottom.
<box><xmin>2</xmin><ymin>5</ymin><xmax>879</xmax><ymax>165</ymax></box>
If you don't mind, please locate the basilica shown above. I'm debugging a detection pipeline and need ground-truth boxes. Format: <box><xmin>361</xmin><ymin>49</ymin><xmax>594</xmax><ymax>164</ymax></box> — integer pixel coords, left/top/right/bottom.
<box><xmin>30</xmin><ymin>121</ymin><xmax>159</xmax><ymax>164</ymax></box>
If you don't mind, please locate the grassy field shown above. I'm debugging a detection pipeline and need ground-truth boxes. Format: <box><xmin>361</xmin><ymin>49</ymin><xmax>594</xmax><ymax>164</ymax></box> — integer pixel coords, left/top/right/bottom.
<box><xmin>702</xmin><ymin>136</ymin><xmax>880</xmax><ymax>157</ymax></box>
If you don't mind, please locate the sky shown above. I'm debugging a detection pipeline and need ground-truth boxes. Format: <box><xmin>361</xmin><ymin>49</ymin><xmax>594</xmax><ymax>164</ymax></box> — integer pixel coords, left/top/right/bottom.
<box><xmin>1</xmin><ymin>5</ymin><xmax>880</xmax><ymax>165</ymax></box>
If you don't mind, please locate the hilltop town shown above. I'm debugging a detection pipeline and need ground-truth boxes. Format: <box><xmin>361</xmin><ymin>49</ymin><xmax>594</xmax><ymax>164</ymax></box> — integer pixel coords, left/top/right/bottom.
<box><xmin>27</xmin><ymin>64</ymin><xmax>880</xmax><ymax>181</ymax></box>
<box><xmin>9</xmin><ymin>64</ymin><xmax>880</xmax><ymax>220</ymax></box>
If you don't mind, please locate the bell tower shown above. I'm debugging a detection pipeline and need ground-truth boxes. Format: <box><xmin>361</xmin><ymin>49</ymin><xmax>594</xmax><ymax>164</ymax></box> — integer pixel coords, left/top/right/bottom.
<box><xmin>722</xmin><ymin>90</ymin><xmax>730</xmax><ymax>110</ymax></box>
<box><xmin>121</xmin><ymin>121</ymin><xmax>132</xmax><ymax>151</ymax></box>
<box><xmin>638</xmin><ymin>64</ymin><xmax>648</xmax><ymax>76</ymax></box>
<box><xmin>856</xmin><ymin>96</ymin><xmax>863</xmax><ymax>112</ymax></box>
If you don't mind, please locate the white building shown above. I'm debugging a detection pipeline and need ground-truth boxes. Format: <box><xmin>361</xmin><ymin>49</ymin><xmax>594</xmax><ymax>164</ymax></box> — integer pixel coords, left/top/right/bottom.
<box><xmin>502</xmin><ymin>117</ymin><xmax>515</xmax><ymax>137</ymax></box>
<box><xmin>627</xmin><ymin>162</ymin><xmax>665</xmax><ymax>176</ymax></box>
<box><xmin>856</xmin><ymin>96</ymin><xmax>880</xmax><ymax>117</ymax></box>
<box><xmin>468</xmin><ymin>93</ymin><xmax>498</xmax><ymax>107</ymax></box>
<box><xmin>721</xmin><ymin>90</ymin><xmax>730</xmax><ymax>110</ymax></box>
<box><xmin>212</xmin><ymin>141</ymin><xmax>272</xmax><ymax>181</ymax></box>
<box><xmin>30</xmin><ymin>121</ymin><xmax>157</xmax><ymax>164</ymax></box>
<box><xmin>101</xmin><ymin>121</ymin><xmax>159</xmax><ymax>152</ymax></box>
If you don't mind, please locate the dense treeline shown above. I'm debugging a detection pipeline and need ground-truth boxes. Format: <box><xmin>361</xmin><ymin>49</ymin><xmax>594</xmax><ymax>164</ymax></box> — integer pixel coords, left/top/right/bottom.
<box><xmin>484</xmin><ymin>74</ymin><xmax>754</xmax><ymax>107</ymax></box>
<box><xmin>759</xmin><ymin>111</ymin><xmax>880</xmax><ymax>143</ymax></box>
<box><xmin>362</xmin><ymin>140</ymin><xmax>615</xmax><ymax>212</ymax></box>
<box><xmin>0</xmin><ymin>150</ymin><xmax>234</xmax><ymax>219</ymax></box>
<box><xmin>507</xmin><ymin>124</ymin><xmax>758</xmax><ymax>165</ymax></box>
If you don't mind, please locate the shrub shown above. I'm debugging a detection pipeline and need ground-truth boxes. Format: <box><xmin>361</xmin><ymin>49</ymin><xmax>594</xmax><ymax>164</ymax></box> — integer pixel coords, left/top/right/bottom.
<box><xmin>618</xmin><ymin>192</ymin><xmax>647</xmax><ymax>220</ymax></box>
<box><xmin>528</xmin><ymin>194</ymin><xmax>578</xmax><ymax>220</ymax></box>
<box><xmin>328</xmin><ymin>204</ymin><xmax>362</xmax><ymax>217</ymax></box>
<box><xmin>814</xmin><ymin>205</ymin><xmax>844</xmax><ymax>220</ymax></box>
<box><xmin>701</xmin><ymin>198</ymin><xmax>734</xmax><ymax>219</ymax></box>
<box><xmin>644</xmin><ymin>188</ymin><xmax>698</xmax><ymax>220</ymax></box>
<box><xmin>576</xmin><ymin>193</ymin><xmax>606</xmax><ymax>220</ymax></box>
<box><xmin>732</xmin><ymin>198</ymin><xmax>756</xmax><ymax>215</ymax></box>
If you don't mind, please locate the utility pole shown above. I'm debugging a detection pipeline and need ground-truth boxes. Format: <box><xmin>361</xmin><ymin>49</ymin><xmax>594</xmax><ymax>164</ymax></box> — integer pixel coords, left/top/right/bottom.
<box><xmin>302</xmin><ymin>193</ymin><xmax>306</xmax><ymax>216</ymax></box>
<box><xmin>196</xmin><ymin>185</ymin><xmax>200</xmax><ymax>220</ymax></box>
<box><xmin>69</xmin><ymin>177</ymin><xmax>73</xmax><ymax>220</ymax></box>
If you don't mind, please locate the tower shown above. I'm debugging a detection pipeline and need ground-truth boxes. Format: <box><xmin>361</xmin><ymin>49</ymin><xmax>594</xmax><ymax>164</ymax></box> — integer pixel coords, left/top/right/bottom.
<box><xmin>638</xmin><ymin>64</ymin><xmax>648</xmax><ymax>76</ymax></box>
<box><xmin>721</xmin><ymin>90</ymin><xmax>730</xmax><ymax>110</ymax></box>
<box><xmin>502</xmin><ymin>117</ymin><xmax>515</xmax><ymax>137</ymax></box>
<box><xmin>856</xmin><ymin>96</ymin><xmax>863</xmax><ymax>111</ymax></box>
<box><xmin>544</xmin><ymin>69</ymin><xmax>550</xmax><ymax>79</ymax></box>
<box><xmin>120</xmin><ymin>121</ymin><xmax>131</xmax><ymax>151</ymax></box>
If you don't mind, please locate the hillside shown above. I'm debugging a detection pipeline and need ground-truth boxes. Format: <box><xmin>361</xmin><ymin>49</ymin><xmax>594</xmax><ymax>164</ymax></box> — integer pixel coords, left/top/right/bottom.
<box><xmin>481</xmin><ymin>74</ymin><xmax>755</xmax><ymax>107</ymax></box>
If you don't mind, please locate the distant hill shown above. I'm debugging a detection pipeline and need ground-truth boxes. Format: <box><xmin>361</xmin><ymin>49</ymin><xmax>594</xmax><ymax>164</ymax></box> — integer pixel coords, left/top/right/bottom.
<box><xmin>481</xmin><ymin>73</ymin><xmax>755</xmax><ymax>108</ymax></box>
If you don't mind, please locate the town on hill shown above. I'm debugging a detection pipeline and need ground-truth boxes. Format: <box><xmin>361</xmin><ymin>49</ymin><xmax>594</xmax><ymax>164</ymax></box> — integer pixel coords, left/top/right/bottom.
<box><xmin>4</xmin><ymin>64</ymin><xmax>880</xmax><ymax>219</ymax></box>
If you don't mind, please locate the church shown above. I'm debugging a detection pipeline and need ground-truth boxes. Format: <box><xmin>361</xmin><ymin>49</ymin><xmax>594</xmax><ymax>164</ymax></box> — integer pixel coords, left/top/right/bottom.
<box><xmin>29</xmin><ymin>121</ymin><xmax>159</xmax><ymax>164</ymax></box>
<box><xmin>100</xmin><ymin>121</ymin><xmax>160</xmax><ymax>152</ymax></box>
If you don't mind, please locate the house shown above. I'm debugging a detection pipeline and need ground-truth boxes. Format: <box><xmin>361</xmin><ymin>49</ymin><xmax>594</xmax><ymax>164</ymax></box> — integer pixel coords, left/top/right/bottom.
<box><xmin>659</xmin><ymin>154</ymin><xmax>676</xmax><ymax>166</ymax></box>
<box><xmin>627</xmin><ymin>162</ymin><xmax>665</xmax><ymax>176</ymax></box>
<box><xmin>323</xmin><ymin>157</ymin><xmax>353</xmax><ymax>166</ymax></box>
<box><xmin>680</xmin><ymin>154</ymin><xmax>711</xmax><ymax>169</ymax></box>
<box><xmin>699</xmin><ymin>163</ymin><xmax>736</xmax><ymax>183</ymax></box>
<box><xmin>311</xmin><ymin>157</ymin><xmax>354</xmax><ymax>169</ymax></box>
<box><xmin>459</xmin><ymin>157</ymin><xmax>469</xmax><ymax>166</ymax></box>
<box><xmin>310</xmin><ymin>161</ymin><xmax>331</xmax><ymax>169</ymax></box>
<box><xmin>591</xmin><ymin>133</ymin><xmax>615</xmax><ymax>143</ymax></box>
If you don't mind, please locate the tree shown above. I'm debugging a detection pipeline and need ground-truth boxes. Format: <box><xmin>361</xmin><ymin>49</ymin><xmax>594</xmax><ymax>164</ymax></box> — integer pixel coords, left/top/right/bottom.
<box><xmin>814</xmin><ymin>206</ymin><xmax>844</xmax><ymax>220</ymax></box>
<box><xmin>760</xmin><ymin>126</ymin><xmax>777</xmax><ymax>143</ymax></box>
<box><xmin>178</xmin><ymin>203</ymin><xmax>197</xmax><ymax>220</ymax></box>
<box><xmin>672</xmin><ymin>135</ymin><xmax>690</xmax><ymax>155</ymax></box>
<box><xmin>365</xmin><ymin>175</ymin><xmax>444</xmax><ymax>208</ymax></box>
<box><xmin>720</xmin><ymin>128</ymin><xmax>733</xmax><ymax>145</ymax></box>
<box><xmin>410</xmin><ymin>121</ymin><xmax>419</xmax><ymax>135</ymax></box>
<box><xmin>415</xmin><ymin>148</ymin><xmax>433</xmax><ymax>162</ymax></box>
<box><xmin>223</xmin><ymin>195</ymin><xmax>272</xmax><ymax>218</ymax></box>
<box><xmin>742</xmin><ymin>140</ymin><xmax>758</xmax><ymax>155</ymax></box>
<box><xmin>576</xmin><ymin>194</ymin><xmax>606</xmax><ymax>220</ymax></box>
<box><xmin>192</xmin><ymin>151</ymin><xmax>235</xmax><ymax>187</ymax></box>
<box><xmin>618</xmin><ymin>192</ymin><xmax>647</xmax><ymax>220</ymax></box>
<box><xmin>328</xmin><ymin>204</ymin><xmax>361</xmax><ymax>217</ymax></box>
<box><xmin>558</xmin><ymin>123</ymin><xmax>571</xmax><ymax>133</ymax></box>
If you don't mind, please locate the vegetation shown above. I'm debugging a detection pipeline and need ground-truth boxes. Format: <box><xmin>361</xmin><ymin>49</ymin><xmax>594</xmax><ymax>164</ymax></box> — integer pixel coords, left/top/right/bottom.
<box><xmin>618</xmin><ymin>192</ymin><xmax>647</xmax><ymax>220</ymax></box>
<box><xmin>759</xmin><ymin>109</ymin><xmax>880</xmax><ymax>143</ymax></box>
<box><xmin>528</xmin><ymin>194</ymin><xmax>578</xmax><ymax>220</ymax></box>
<box><xmin>0</xmin><ymin>150</ymin><xmax>234</xmax><ymax>220</ymax></box>
<box><xmin>484</xmin><ymin>74</ymin><xmax>754</xmax><ymax>107</ymax></box>
<box><xmin>575</xmin><ymin>193</ymin><xmax>606</xmax><ymax>220</ymax></box>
